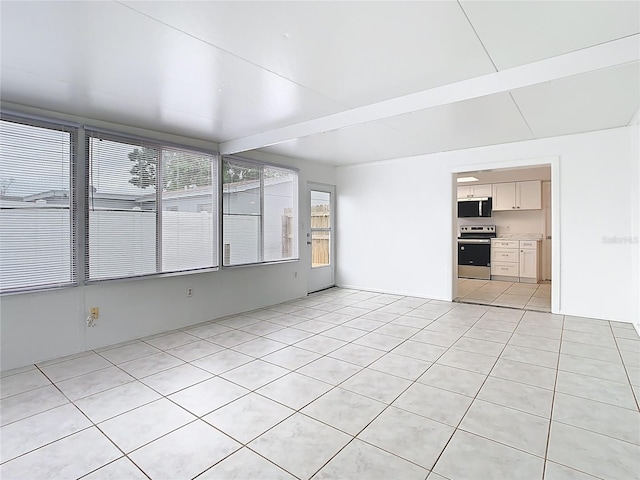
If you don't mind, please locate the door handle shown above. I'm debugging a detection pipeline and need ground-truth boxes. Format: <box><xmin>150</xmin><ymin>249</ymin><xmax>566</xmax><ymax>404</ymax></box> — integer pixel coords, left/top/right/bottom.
<box><xmin>546</xmin><ymin>236</ymin><xmax>552</xmax><ymax>240</ymax></box>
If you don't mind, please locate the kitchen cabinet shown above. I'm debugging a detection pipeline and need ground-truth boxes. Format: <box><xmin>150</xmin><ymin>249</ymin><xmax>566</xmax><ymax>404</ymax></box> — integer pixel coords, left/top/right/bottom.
<box><xmin>491</xmin><ymin>239</ymin><xmax>541</xmax><ymax>283</ymax></box>
<box><xmin>457</xmin><ymin>184</ymin><xmax>492</xmax><ymax>199</ymax></box>
<box><xmin>492</xmin><ymin>181</ymin><xmax>541</xmax><ymax>211</ymax></box>
<box><xmin>519</xmin><ymin>240</ymin><xmax>541</xmax><ymax>283</ymax></box>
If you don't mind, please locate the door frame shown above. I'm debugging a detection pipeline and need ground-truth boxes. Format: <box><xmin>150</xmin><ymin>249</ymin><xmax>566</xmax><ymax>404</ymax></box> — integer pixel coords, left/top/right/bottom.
<box><xmin>450</xmin><ymin>156</ymin><xmax>560</xmax><ymax>314</ymax></box>
<box><xmin>307</xmin><ymin>182</ymin><xmax>336</xmax><ymax>293</ymax></box>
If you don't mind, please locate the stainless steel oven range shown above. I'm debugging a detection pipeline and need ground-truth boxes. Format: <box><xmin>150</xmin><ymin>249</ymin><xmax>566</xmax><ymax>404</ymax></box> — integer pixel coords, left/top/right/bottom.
<box><xmin>458</xmin><ymin>225</ymin><xmax>496</xmax><ymax>280</ymax></box>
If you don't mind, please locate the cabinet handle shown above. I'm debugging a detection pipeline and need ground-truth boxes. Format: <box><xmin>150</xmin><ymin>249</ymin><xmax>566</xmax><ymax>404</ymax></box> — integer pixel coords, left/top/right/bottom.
<box><xmin>517</xmin><ymin>206</ymin><xmax>520</xmax><ymax>209</ymax></box>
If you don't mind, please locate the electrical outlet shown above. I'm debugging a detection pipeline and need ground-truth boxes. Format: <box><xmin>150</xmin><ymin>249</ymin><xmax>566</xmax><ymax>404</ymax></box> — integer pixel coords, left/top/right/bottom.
<box><xmin>186</xmin><ymin>287</ymin><xmax>193</xmax><ymax>297</ymax></box>
<box><xmin>90</xmin><ymin>307</ymin><xmax>99</xmax><ymax>319</ymax></box>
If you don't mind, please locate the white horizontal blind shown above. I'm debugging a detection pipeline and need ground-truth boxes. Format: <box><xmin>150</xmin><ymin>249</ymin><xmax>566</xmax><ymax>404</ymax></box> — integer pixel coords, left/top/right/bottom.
<box><xmin>87</xmin><ymin>131</ymin><xmax>217</xmax><ymax>281</ymax></box>
<box><xmin>222</xmin><ymin>158</ymin><xmax>298</xmax><ymax>266</ymax></box>
<box><xmin>0</xmin><ymin>117</ymin><xmax>75</xmax><ymax>292</ymax></box>
<box><xmin>160</xmin><ymin>147</ymin><xmax>218</xmax><ymax>272</ymax></box>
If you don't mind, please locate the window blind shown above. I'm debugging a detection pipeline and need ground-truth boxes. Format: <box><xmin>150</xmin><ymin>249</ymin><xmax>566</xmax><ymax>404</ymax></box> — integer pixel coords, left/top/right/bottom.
<box><xmin>86</xmin><ymin>131</ymin><xmax>217</xmax><ymax>281</ymax></box>
<box><xmin>222</xmin><ymin>158</ymin><xmax>298</xmax><ymax>266</ymax></box>
<box><xmin>0</xmin><ymin>117</ymin><xmax>75</xmax><ymax>292</ymax></box>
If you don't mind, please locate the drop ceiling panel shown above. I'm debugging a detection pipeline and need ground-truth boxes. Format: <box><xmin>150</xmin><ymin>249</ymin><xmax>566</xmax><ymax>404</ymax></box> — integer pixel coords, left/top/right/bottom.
<box><xmin>511</xmin><ymin>62</ymin><xmax>640</xmax><ymax>139</ymax></box>
<box><xmin>0</xmin><ymin>1</ymin><xmax>345</xmax><ymax>141</ymax></box>
<box><xmin>122</xmin><ymin>1</ymin><xmax>497</xmax><ymax>107</ymax></box>
<box><xmin>263</xmin><ymin>92</ymin><xmax>534</xmax><ymax>165</ymax></box>
<box><xmin>461</xmin><ymin>1</ymin><xmax>640</xmax><ymax>70</ymax></box>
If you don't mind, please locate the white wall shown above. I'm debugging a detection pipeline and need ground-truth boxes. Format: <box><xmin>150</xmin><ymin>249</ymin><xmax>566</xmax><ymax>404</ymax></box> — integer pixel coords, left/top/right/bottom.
<box><xmin>337</xmin><ymin>126</ymin><xmax>639</xmax><ymax>324</ymax></box>
<box><xmin>0</xmin><ymin>107</ymin><xmax>336</xmax><ymax>370</ymax></box>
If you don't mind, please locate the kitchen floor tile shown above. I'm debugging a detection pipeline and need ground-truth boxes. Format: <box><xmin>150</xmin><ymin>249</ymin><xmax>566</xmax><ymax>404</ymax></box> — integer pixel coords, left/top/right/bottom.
<box><xmin>164</xmin><ymin>339</ymin><xmax>225</xmax><ymax>362</ymax></box>
<box><xmin>4</xmin><ymin>287</ymin><xmax>640</xmax><ymax>480</ymax></box>
<box><xmin>358</xmin><ymin>406</ymin><xmax>454</xmax><ymax>470</ymax></box>
<box><xmin>168</xmin><ymin>377</ymin><xmax>249</xmax><ymax>417</ymax></box>
<box><xmin>190</xmin><ymin>349</ymin><xmax>254</xmax><ymax>375</ymax></box>
<box><xmin>82</xmin><ymin>457</ymin><xmax>148</xmax><ymax>480</ymax></box>
<box><xmin>314</xmin><ymin>439</ymin><xmax>428</xmax><ymax>480</ymax></box>
<box><xmin>547</xmin><ymin>421</ymin><xmax>640</xmax><ymax>480</ymax></box>
<box><xmin>265</xmin><ymin>327</ymin><xmax>314</xmax><ymax>344</ymax></box>
<box><xmin>0</xmin><ymin>403</ymin><xmax>91</xmax><ymax>463</ymax></box>
<box><xmin>129</xmin><ymin>420</ymin><xmax>241</xmax><ymax>479</ymax></box>
<box><xmin>55</xmin><ymin>366</ymin><xmax>134</xmax><ymax>401</ymax></box>
<box><xmin>203</xmin><ymin>392</ymin><xmax>294</xmax><ymax>443</ymax></box>
<box><xmin>433</xmin><ymin>429</ymin><xmax>544</xmax><ymax>480</ymax></box>
<box><xmin>248</xmin><ymin>413</ymin><xmax>351</xmax><ymax>480</ymax></box>
<box><xmin>198</xmin><ymin>447</ymin><xmax>295</xmax><ymax>480</ymax></box>
<box><xmin>98</xmin><ymin>398</ymin><xmax>195</xmax><ymax>453</ymax></box>
<box><xmin>220</xmin><ymin>360</ymin><xmax>289</xmax><ymax>391</ymax></box>
<box><xmin>543</xmin><ymin>461</ymin><xmax>600</xmax><ymax>480</ymax></box>
<box><xmin>328</xmin><ymin>343</ymin><xmax>386</xmax><ymax>366</ymax></box>
<box><xmin>340</xmin><ymin>368</ymin><xmax>411</xmax><ymax>404</ymax></box>
<box><xmin>231</xmin><ymin>337</ymin><xmax>287</xmax><ymax>358</ymax></box>
<box><xmin>0</xmin><ymin>427</ymin><xmax>121</xmax><ymax>480</ymax></box>
<box><xmin>0</xmin><ymin>384</ymin><xmax>69</xmax><ymax>426</ymax></box>
<box><xmin>417</xmin><ymin>364</ymin><xmax>487</xmax><ymax>397</ymax></box>
<box><xmin>39</xmin><ymin>352</ymin><xmax>112</xmax><ymax>383</ymax></box>
<box><xmin>552</xmin><ymin>392</ymin><xmax>640</xmax><ymax>445</ymax></box>
<box><xmin>140</xmin><ymin>363</ymin><xmax>212</xmax><ymax>395</ymax></box>
<box><xmin>490</xmin><ymin>357</ymin><xmax>557</xmax><ymax>390</ymax></box>
<box><xmin>368</xmin><ymin>352</ymin><xmax>431</xmax><ymax>380</ymax></box>
<box><xmin>460</xmin><ymin>399</ymin><xmax>550</xmax><ymax>456</ymax></box>
<box><xmin>436</xmin><ymin>348</ymin><xmax>497</xmax><ymax>374</ymax></box>
<box><xmin>261</xmin><ymin>346</ymin><xmax>321</xmax><ymax>370</ymax></box>
<box><xmin>74</xmin><ymin>381</ymin><xmax>161</xmax><ymax>424</ymax></box>
<box><xmin>393</xmin><ymin>382</ymin><xmax>473</xmax><ymax>426</ymax></box>
<box><xmin>0</xmin><ymin>368</ymin><xmax>51</xmax><ymax>399</ymax></box>
<box><xmin>97</xmin><ymin>341</ymin><xmax>161</xmax><ymax>365</ymax></box>
<box><xmin>297</xmin><ymin>356</ymin><xmax>362</xmax><ymax>385</ymax></box>
<box><xmin>118</xmin><ymin>352</ymin><xmax>184</xmax><ymax>379</ymax></box>
<box><xmin>555</xmin><ymin>370</ymin><xmax>637</xmax><ymax>410</ymax></box>
<box><xmin>477</xmin><ymin>375</ymin><xmax>554</xmax><ymax>417</ymax></box>
<box><xmin>256</xmin><ymin>372</ymin><xmax>332</xmax><ymax>410</ymax></box>
<box><xmin>301</xmin><ymin>387</ymin><xmax>386</xmax><ymax>436</ymax></box>
<box><xmin>294</xmin><ymin>335</ymin><xmax>347</xmax><ymax>355</ymax></box>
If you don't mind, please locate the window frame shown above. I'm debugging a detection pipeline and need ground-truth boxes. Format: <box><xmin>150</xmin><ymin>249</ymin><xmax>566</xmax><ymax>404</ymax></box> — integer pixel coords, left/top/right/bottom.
<box><xmin>84</xmin><ymin>127</ymin><xmax>221</xmax><ymax>283</ymax></box>
<box><xmin>0</xmin><ymin>112</ymin><xmax>302</xmax><ymax>295</ymax></box>
<box><xmin>221</xmin><ymin>155</ymin><xmax>299</xmax><ymax>268</ymax></box>
<box><xmin>0</xmin><ymin>112</ymin><xmax>79</xmax><ymax>294</ymax></box>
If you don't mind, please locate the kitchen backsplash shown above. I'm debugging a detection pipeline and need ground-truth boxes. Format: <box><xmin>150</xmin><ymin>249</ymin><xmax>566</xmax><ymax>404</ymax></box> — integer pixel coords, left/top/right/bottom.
<box><xmin>458</xmin><ymin>209</ymin><xmax>545</xmax><ymax>238</ymax></box>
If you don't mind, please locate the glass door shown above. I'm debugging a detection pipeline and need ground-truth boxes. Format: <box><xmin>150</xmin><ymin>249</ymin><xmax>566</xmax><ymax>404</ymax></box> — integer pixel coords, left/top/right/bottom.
<box><xmin>307</xmin><ymin>184</ymin><xmax>335</xmax><ymax>293</ymax></box>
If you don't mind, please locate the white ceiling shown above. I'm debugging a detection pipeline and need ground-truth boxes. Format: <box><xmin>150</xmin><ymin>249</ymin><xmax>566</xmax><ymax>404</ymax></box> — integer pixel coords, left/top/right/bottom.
<box><xmin>1</xmin><ymin>1</ymin><xmax>638</xmax><ymax>166</ymax></box>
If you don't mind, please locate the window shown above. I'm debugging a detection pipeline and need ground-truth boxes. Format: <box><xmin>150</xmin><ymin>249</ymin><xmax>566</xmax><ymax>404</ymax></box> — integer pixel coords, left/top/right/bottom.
<box><xmin>0</xmin><ymin>117</ymin><xmax>75</xmax><ymax>293</ymax></box>
<box><xmin>222</xmin><ymin>158</ymin><xmax>298</xmax><ymax>266</ymax></box>
<box><xmin>87</xmin><ymin>131</ymin><xmax>217</xmax><ymax>280</ymax></box>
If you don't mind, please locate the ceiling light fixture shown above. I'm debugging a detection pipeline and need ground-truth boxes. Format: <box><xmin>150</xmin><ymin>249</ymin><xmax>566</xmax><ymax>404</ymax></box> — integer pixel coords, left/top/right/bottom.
<box><xmin>457</xmin><ymin>176</ymin><xmax>479</xmax><ymax>183</ymax></box>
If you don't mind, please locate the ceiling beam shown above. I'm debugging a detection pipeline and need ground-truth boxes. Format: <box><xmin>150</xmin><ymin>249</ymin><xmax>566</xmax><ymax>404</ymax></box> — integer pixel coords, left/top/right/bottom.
<box><xmin>221</xmin><ymin>35</ymin><xmax>639</xmax><ymax>155</ymax></box>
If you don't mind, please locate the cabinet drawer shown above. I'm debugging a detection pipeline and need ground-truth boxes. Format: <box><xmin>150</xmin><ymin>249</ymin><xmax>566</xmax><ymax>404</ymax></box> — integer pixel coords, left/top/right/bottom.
<box><xmin>492</xmin><ymin>249</ymin><xmax>518</xmax><ymax>262</ymax></box>
<box><xmin>492</xmin><ymin>240</ymin><xmax>518</xmax><ymax>249</ymax></box>
<box><xmin>519</xmin><ymin>240</ymin><xmax>538</xmax><ymax>249</ymax></box>
<box><xmin>491</xmin><ymin>262</ymin><xmax>519</xmax><ymax>276</ymax></box>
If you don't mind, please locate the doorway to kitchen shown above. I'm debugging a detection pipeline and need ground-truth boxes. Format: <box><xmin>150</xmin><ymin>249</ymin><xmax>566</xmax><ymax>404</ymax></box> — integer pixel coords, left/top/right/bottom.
<box><xmin>454</xmin><ymin>165</ymin><xmax>553</xmax><ymax>312</ymax></box>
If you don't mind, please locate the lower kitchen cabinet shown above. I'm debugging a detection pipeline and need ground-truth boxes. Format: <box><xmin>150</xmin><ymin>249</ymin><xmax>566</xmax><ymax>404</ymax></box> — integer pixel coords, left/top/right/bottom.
<box><xmin>491</xmin><ymin>239</ymin><xmax>541</xmax><ymax>283</ymax></box>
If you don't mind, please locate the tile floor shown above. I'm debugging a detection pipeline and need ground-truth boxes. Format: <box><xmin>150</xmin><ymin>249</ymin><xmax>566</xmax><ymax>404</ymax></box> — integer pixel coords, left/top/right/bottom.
<box><xmin>457</xmin><ymin>278</ymin><xmax>552</xmax><ymax>311</ymax></box>
<box><xmin>1</xmin><ymin>288</ymin><xmax>639</xmax><ymax>480</ymax></box>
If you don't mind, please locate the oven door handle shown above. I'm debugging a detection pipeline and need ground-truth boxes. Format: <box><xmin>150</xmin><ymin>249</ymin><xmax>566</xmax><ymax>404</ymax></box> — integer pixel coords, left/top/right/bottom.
<box><xmin>458</xmin><ymin>238</ymin><xmax>492</xmax><ymax>244</ymax></box>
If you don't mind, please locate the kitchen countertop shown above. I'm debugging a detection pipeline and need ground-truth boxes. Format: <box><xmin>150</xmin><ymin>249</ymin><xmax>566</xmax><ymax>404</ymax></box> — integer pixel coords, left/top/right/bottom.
<box><xmin>494</xmin><ymin>234</ymin><xmax>543</xmax><ymax>241</ymax></box>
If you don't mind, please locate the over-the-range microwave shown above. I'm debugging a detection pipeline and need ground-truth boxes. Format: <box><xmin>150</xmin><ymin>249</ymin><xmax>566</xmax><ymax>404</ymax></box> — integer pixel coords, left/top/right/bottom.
<box><xmin>457</xmin><ymin>197</ymin><xmax>492</xmax><ymax>218</ymax></box>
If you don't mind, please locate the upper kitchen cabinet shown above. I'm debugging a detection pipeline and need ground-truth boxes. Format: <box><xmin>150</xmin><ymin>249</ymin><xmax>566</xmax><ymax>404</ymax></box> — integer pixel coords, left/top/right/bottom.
<box><xmin>457</xmin><ymin>184</ymin><xmax>492</xmax><ymax>199</ymax></box>
<box><xmin>492</xmin><ymin>181</ymin><xmax>542</xmax><ymax>211</ymax></box>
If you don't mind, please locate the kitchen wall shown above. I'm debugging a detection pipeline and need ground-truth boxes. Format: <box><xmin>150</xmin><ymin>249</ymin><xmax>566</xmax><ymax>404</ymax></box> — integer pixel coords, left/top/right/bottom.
<box><xmin>336</xmin><ymin>125</ymin><xmax>639</xmax><ymax>324</ymax></box>
<box><xmin>458</xmin><ymin>209</ymin><xmax>545</xmax><ymax>238</ymax></box>
<box><xmin>0</xmin><ymin>107</ymin><xmax>336</xmax><ymax>370</ymax></box>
